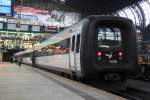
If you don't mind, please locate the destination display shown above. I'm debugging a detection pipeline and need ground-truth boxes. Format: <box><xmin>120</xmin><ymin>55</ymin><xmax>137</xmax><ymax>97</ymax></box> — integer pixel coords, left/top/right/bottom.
<box><xmin>32</xmin><ymin>25</ymin><xmax>40</xmax><ymax>32</ymax></box>
<box><xmin>0</xmin><ymin>0</ymin><xmax>13</xmax><ymax>16</ymax></box>
<box><xmin>0</xmin><ymin>22</ymin><xmax>59</xmax><ymax>33</ymax></box>
<box><xmin>0</xmin><ymin>0</ymin><xmax>11</xmax><ymax>6</ymax></box>
<box><xmin>20</xmin><ymin>24</ymin><xmax>28</xmax><ymax>31</ymax></box>
<box><xmin>45</xmin><ymin>26</ymin><xmax>58</xmax><ymax>33</ymax></box>
<box><xmin>7</xmin><ymin>23</ymin><xmax>16</xmax><ymax>30</ymax></box>
<box><xmin>0</xmin><ymin>23</ymin><xmax>3</xmax><ymax>29</ymax></box>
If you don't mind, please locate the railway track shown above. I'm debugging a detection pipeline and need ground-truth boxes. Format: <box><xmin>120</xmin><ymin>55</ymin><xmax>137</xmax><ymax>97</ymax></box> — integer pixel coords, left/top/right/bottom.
<box><xmin>85</xmin><ymin>79</ymin><xmax>150</xmax><ymax>100</ymax></box>
<box><xmin>111</xmin><ymin>87</ymin><xmax>150</xmax><ymax>100</ymax></box>
<box><xmin>111</xmin><ymin>90</ymin><xmax>142</xmax><ymax>100</ymax></box>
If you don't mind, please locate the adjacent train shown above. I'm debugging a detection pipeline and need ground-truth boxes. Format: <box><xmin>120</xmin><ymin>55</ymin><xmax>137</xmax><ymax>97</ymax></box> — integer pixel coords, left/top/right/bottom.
<box><xmin>137</xmin><ymin>24</ymin><xmax>150</xmax><ymax>80</ymax></box>
<box><xmin>14</xmin><ymin>15</ymin><xmax>138</xmax><ymax>90</ymax></box>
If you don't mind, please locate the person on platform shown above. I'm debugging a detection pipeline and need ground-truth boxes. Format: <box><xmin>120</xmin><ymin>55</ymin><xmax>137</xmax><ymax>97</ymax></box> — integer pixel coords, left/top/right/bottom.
<box><xmin>18</xmin><ymin>56</ymin><xmax>23</xmax><ymax>67</ymax></box>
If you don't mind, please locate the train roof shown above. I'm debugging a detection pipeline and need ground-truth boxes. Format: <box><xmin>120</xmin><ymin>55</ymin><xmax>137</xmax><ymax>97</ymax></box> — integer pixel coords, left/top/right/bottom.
<box><xmin>14</xmin><ymin>15</ymin><xmax>131</xmax><ymax>56</ymax></box>
<box><xmin>14</xmin><ymin>17</ymin><xmax>87</xmax><ymax>56</ymax></box>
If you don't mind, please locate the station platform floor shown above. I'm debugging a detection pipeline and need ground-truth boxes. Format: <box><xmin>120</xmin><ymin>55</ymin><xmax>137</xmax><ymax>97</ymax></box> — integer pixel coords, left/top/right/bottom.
<box><xmin>0</xmin><ymin>62</ymin><xmax>126</xmax><ymax>100</ymax></box>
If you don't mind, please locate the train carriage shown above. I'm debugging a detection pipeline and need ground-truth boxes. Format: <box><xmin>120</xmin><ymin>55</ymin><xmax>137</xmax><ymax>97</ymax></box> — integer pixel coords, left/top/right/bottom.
<box><xmin>14</xmin><ymin>15</ymin><xmax>137</xmax><ymax>90</ymax></box>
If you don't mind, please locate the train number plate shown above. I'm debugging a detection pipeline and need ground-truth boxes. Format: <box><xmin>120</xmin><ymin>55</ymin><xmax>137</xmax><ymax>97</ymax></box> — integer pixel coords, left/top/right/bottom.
<box><xmin>109</xmin><ymin>60</ymin><xmax>118</xmax><ymax>64</ymax></box>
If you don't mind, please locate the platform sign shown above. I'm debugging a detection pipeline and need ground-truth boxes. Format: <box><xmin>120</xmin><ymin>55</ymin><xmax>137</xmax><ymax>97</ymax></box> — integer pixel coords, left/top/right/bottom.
<box><xmin>32</xmin><ymin>25</ymin><xmax>40</xmax><ymax>32</ymax></box>
<box><xmin>0</xmin><ymin>22</ymin><xmax>3</xmax><ymax>29</ymax></box>
<box><xmin>7</xmin><ymin>23</ymin><xmax>16</xmax><ymax>30</ymax></box>
<box><xmin>20</xmin><ymin>24</ymin><xmax>28</xmax><ymax>31</ymax></box>
<box><xmin>45</xmin><ymin>26</ymin><xmax>58</xmax><ymax>33</ymax></box>
<box><xmin>0</xmin><ymin>0</ymin><xmax>13</xmax><ymax>17</ymax></box>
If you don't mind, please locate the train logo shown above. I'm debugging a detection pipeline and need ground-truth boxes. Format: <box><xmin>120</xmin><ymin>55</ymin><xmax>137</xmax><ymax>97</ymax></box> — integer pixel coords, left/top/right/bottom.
<box><xmin>105</xmin><ymin>53</ymin><xmax>112</xmax><ymax>59</ymax></box>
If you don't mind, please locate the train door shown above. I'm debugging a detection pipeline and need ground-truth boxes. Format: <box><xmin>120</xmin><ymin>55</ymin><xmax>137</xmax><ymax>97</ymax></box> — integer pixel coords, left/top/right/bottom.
<box><xmin>70</xmin><ymin>35</ymin><xmax>77</xmax><ymax>71</ymax></box>
<box><xmin>75</xmin><ymin>34</ymin><xmax>81</xmax><ymax>71</ymax></box>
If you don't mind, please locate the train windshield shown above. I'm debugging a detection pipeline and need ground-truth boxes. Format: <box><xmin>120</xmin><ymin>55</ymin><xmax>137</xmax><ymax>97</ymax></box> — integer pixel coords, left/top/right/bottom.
<box><xmin>97</xmin><ymin>27</ymin><xmax>121</xmax><ymax>48</ymax></box>
<box><xmin>97</xmin><ymin>27</ymin><xmax>124</xmax><ymax>64</ymax></box>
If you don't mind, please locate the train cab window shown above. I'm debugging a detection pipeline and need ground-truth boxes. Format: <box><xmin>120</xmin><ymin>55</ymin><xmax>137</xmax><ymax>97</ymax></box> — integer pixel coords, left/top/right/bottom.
<box><xmin>71</xmin><ymin>36</ymin><xmax>75</xmax><ymax>52</ymax></box>
<box><xmin>76</xmin><ymin>34</ymin><xmax>80</xmax><ymax>53</ymax></box>
<box><xmin>97</xmin><ymin>27</ymin><xmax>123</xmax><ymax>64</ymax></box>
<box><xmin>97</xmin><ymin>27</ymin><xmax>121</xmax><ymax>48</ymax></box>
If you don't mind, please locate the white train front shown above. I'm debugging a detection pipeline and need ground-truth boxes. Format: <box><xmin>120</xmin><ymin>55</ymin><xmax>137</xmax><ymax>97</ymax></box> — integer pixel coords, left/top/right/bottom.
<box><xmin>15</xmin><ymin>15</ymin><xmax>138</xmax><ymax>90</ymax></box>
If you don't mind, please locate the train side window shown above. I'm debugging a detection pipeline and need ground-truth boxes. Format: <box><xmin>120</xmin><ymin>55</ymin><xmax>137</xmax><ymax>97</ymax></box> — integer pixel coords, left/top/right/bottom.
<box><xmin>71</xmin><ymin>36</ymin><xmax>75</xmax><ymax>52</ymax></box>
<box><xmin>46</xmin><ymin>38</ymin><xmax>70</xmax><ymax>55</ymax></box>
<box><xmin>56</xmin><ymin>38</ymin><xmax>70</xmax><ymax>54</ymax></box>
<box><xmin>76</xmin><ymin>34</ymin><xmax>80</xmax><ymax>53</ymax></box>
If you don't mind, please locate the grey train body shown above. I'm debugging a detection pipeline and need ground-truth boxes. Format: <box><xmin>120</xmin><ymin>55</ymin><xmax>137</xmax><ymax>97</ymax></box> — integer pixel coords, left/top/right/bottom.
<box><xmin>15</xmin><ymin>15</ymin><xmax>138</xmax><ymax>90</ymax></box>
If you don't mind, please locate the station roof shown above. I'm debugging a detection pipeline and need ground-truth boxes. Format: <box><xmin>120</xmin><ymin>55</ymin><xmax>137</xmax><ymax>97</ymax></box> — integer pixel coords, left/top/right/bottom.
<box><xmin>60</xmin><ymin>0</ymin><xmax>143</xmax><ymax>14</ymax></box>
<box><xmin>15</xmin><ymin>0</ymin><xmax>143</xmax><ymax>14</ymax></box>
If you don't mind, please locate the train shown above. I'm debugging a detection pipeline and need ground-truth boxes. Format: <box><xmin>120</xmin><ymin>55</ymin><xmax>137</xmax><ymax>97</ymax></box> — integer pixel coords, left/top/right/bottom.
<box><xmin>138</xmin><ymin>43</ymin><xmax>150</xmax><ymax>80</ymax></box>
<box><xmin>14</xmin><ymin>15</ymin><xmax>138</xmax><ymax>90</ymax></box>
<box><xmin>137</xmin><ymin>24</ymin><xmax>150</xmax><ymax>80</ymax></box>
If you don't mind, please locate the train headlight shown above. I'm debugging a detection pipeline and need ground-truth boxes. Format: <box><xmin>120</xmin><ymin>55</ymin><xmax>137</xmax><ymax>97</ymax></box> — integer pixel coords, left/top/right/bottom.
<box><xmin>97</xmin><ymin>51</ymin><xmax>103</xmax><ymax>57</ymax></box>
<box><xmin>118</xmin><ymin>51</ymin><xmax>123</xmax><ymax>57</ymax></box>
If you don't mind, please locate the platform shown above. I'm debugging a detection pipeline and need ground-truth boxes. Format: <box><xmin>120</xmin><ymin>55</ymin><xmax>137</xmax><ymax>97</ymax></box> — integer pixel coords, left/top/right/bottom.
<box><xmin>0</xmin><ymin>62</ymin><xmax>125</xmax><ymax>100</ymax></box>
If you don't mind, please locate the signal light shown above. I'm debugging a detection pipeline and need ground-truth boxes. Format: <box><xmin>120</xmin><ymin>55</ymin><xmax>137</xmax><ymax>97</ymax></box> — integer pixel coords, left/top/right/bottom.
<box><xmin>118</xmin><ymin>51</ymin><xmax>123</xmax><ymax>57</ymax></box>
<box><xmin>97</xmin><ymin>51</ymin><xmax>102</xmax><ymax>56</ymax></box>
